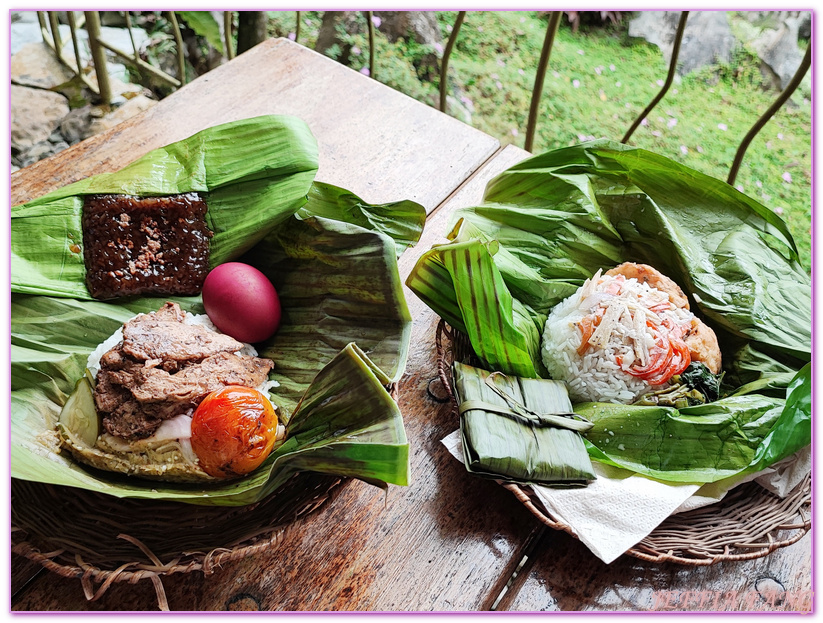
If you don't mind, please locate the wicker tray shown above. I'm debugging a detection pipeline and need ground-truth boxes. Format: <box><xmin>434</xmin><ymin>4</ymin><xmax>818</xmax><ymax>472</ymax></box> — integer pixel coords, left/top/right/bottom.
<box><xmin>435</xmin><ymin>320</ymin><xmax>811</xmax><ymax>565</ymax></box>
<box><xmin>11</xmin><ymin>384</ymin><xmax>399</xmax><ymax>610</ymax></box>
<box><xmin>11</xmin><ymin>472</ymin><xmax>343</xmax><ymax>610</ymax></box>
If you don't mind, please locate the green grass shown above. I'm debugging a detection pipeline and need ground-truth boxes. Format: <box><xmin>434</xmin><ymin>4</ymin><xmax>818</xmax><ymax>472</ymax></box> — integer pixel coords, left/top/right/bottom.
<box><xmin>266</xmin><ymin>10</ymin><xmax>811</xmax><ymax>271</ymax></box>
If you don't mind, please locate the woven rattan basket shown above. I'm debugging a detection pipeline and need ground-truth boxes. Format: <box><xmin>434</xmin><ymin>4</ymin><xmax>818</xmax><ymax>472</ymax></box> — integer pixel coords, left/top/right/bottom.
<box><xmin>11</xmin><ymin>385</ymin><xmax>399</xmax><ymax>610</ymax></box>
<box><xmin>435</xmin><ymin>320</ymin><xmax>811</xmax><ymax>565</ymax></box>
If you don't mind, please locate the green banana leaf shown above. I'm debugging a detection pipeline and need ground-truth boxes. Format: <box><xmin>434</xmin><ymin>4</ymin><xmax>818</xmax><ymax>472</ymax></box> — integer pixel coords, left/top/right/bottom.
<box><xmin>406</xmin><ymin>140</ymin><xmax>810</xmax><ymax>484</ymax></box>
<box><xmin>454</xmin><ymin>362</ymin><xmax>595</xmax><ymax>486</ymax></box>
<box><xmin>12</xmin><ymin>115</ymin><xmax>319</xmax><ymax>299</ymax></box>
<box><xmin>299</xmin><ymin>181</ymin><xmax>427</xmax><ymax>257</ymax></box>
<box><xmin>11</xmin><ymin>116</ymin><xmax>425</xmax><ymax>505</ymax></box>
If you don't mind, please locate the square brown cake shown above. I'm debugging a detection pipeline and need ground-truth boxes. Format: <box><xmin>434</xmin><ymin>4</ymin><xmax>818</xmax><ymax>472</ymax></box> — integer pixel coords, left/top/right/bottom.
<box><xmin>82</xmin><ymin>193</ymin><xmax>213</xmax><ymax>299</ymax></box>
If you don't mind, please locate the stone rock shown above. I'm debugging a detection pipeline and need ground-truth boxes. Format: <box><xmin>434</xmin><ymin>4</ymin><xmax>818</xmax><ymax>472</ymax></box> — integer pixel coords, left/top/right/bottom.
<box><xmin>374</xmin><ymin>11</ymin><xmax>443</xmax><ymax>78</ymax></box>
<box><xmin>18</xmin><ymin>140</ymin><xmax>59</xmax><ymax>168</ymax></box>
<box><xmin>11</xmin><ymin>85</ymin><xmax>70</xmax><ymax>152</ymax></box>
<box><xmin>751</xmin><ymin>15</ymin><xmax>807</xmax><ymax>90</ymax></box>
<box><xmin>11</xmin><ymin>10</ymin><xmax>39</xmax><ymax>23</ymax></box>
<box><xmin>11</xmin><ymin>42</ymin><xmax>76</xmax><ymax>89</ymax></box>
<box><xmin>629</xmin><ymin>11</ymin><xmax>735</xmax><ymax>75</ymax></box>
<box><xmin>60</xmin><ymin>105</ymin><xmax>94</xmax><ymax>143</ymax></box>
<box><xmin>315</xmin><ymin>11</ymin><xmax>363</xmax><ymax>63</ymax></box>
<box><xmin>85</xmin><ymin>94</ymin><xmax>157</xmax><ymax>138</ymax></box>
<box><xmin>798</xmin><ymin>13</ymin><xmax>811</xmax><ymax>40</ymax></box>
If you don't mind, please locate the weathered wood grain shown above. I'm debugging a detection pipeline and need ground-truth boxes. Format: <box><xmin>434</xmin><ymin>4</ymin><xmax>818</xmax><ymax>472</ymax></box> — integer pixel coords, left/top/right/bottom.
<box><xmin>10</xmin><ymin>38</ymin><xmax>498</xmax><ymax>212</ymax></box>
<box><xmin>11</xmin><ymin>147</ymin><xmax>534</xmax><ymax>611</ymax></box>
<box><xmin>498</xmin><ymin>529</ymin><xmax>811</xmax><ymax>612</ymax></box>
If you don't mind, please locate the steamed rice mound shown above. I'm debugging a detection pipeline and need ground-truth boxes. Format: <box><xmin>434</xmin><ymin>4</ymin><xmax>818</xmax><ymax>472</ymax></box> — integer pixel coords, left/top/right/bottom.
<box><xmin>541</xmin><ymin>269</ymin><xmax>698</xmax><ymax>404</ymax></box>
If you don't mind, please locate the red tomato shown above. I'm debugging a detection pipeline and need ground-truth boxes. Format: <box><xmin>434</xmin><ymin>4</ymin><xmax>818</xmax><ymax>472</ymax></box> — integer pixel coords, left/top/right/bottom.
<box><xmin>191</xmin><ymin>386</ymin><xmax>279</xmax><ymax>479</ymax></box>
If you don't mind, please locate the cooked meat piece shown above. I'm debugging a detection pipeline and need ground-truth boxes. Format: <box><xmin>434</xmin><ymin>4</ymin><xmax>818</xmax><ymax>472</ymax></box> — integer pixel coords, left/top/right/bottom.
<box><xmin>103</xmin><ymin>402</ymin><xmax>167</xmax><ymax>440</ymax></box>
<box><xmin>122</xmin><ymin>302</ymin><xmax>244</xmax><ymax>362</ymax></box>
<box><xmin>129</xmin><ymin>353</ymin><xmax>273</xmax><ymax>405</ymax></box>
<box><xmin>684</xmin><ymin>318</ymin><xmax>722</xmax><ymax>374</ymax></box>
<box><xmin>82</xmin><ymin>192</ymin><xmax>212</xmax><ymax>300</ymax></box>
<box><xmin>93</xmin><ymin>303</ymin><xmax>276</xmax><ymax>441</ymax></box>
<box><xmin>605</xmin><ymin>262</ymin><xmax>690</xmax><ymax>310</ymax></box>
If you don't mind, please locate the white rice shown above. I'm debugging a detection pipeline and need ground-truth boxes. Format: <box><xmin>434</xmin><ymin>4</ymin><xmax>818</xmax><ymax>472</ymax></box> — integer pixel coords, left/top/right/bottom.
<box><xmin>541</xmin><ymin>271</ymin><xmax>694</xmax><ymax>404</ymax></box>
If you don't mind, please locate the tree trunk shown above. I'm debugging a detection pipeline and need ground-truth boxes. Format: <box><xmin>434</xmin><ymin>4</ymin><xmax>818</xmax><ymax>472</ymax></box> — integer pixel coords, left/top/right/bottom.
<box><xmin>236</xmin><ymin>11</ymin><xmax>268</xmax><ymax>54</ymax></box>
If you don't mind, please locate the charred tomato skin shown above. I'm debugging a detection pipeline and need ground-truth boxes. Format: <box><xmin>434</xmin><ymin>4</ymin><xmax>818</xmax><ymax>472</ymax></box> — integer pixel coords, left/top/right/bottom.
<box><xmin>191</xmin><ymin>386</ymin><xmax>278</xmax><ymax>478</ymax></box>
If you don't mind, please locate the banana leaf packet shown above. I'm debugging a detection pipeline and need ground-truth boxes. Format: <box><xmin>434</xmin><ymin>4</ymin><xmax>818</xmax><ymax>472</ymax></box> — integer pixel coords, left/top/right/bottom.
<box><xmin>454</xmin><ymin>363</ymin><xmax>595</xmax><ymax>487</ymax></box>
<box><xmin>408</xmin><ymin>140</ymin><xmax>810</xmax><ymax>485</ymax></box>
<box><xmin>11</xmin><ymin>115</ymin><xmax>427</xmax><ymax>506</ymax></box>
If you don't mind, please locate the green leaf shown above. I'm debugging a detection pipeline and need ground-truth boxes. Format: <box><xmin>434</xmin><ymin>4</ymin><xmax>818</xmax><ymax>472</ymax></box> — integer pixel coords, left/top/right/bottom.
<box><xmin>298</xmin><ymin>182</ymin><xmax>426</xmax><ymax>256</ymax></box>
<box><xmin>407</xmin><ymin>140</ymin><xmax>810</xmax><ymax>484</ymax></box>
<box><xmin>178</xmin><ymin>11</ymin><xmax>224</xmax><ymax>54</ymax></box>
<box><xmin>12</xmin><ymin>115</ymin><xmax>319</xmax><ymax>299</ymax></box>
<box><xmin>11</xmin><ymin>117</ymin><xmax>419</xmax><ymax>505</ymax></box>
<box><xmin>243</xmin><ymin>214</ymin><xmax>414</xmax><ymax>417</ymax></box>
<box><xmin>454</xmin><ymin>363</ymin><xmax>595</xmax><ymax>486</ymax></box>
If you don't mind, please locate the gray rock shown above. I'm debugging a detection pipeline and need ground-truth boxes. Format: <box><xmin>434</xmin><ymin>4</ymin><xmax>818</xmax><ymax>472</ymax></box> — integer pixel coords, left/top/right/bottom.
<box><xmin>60</xmin><ymin>105</ymin><xmax>94</xmax><ymax>143</ymax></box>
<box><xmin>48</xmin><ymin>130</ymin><xmax>64</xmax><ymax>143</ymax></box>
<box><xmin>11</xmin><ymin>85</ymin><xmax>70</xmax><ymax>152</ymax></box>
<box><xmin>374</xmin><ymin>11</ymin><xmax>443</xmax><ymax>78</ymax></box>
<box><xmin>11</xmin><ymin>42</ymin><xmax>76</xmax><ymax>89</ymax></box>
<box><xmin>629</xmin><ymin>11</ymin><xmax>736</xmax><ymax>75</ymax></box>
<box><xmin>11</xmin><ymin>11</ymin><xmax>39</xmax><ymax>23</ymax></box>
<box><xmin>85</xmin><ymin>95</ymin><xmax>157</xmax><ymax>138</ymax></box>
<box><xmin>752</xmin><ymin>15</ymin><xmax>807</xmax><ymax>90</ymax></box>
<box><xmin>18</xmin><ymin>140</ymin><xmax>59</xmax><ymax>167</ymax></box>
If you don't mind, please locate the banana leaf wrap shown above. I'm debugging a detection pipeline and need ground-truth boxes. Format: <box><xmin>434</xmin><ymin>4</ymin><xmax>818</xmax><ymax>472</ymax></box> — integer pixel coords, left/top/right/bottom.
<box><xmin>11</xmin><ymin>116</ymin><xmax>425</xmax><ymax>505</ymax></box>
<box><xmin>454</xmin><ymin>363</ymin><xmax>595</xmax><ymax>486</ymax></box>
<box><xmin>407</xmin><ymin>140</ymin><xmax>810</xmax><ymax>485</ymax></box>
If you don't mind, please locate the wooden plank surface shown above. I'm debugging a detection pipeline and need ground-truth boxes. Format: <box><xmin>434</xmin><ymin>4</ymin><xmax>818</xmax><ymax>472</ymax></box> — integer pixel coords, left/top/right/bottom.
<box><xmin>10</xmin><ymin>37</ymin><xmax>498</xmax><ymax>212</ymax></box>
<box><xmin>498</xmin><ymin>529</ymin><xmax>811</xmax><ymax>612</ymax></box>
<box><xmin>11</xmin><ymin>146</ymin><xmax>534</xmax><ymax>612</ymax></box>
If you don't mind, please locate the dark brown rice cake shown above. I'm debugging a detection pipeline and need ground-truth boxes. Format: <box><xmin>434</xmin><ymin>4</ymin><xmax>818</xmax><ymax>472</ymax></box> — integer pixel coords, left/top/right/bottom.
<box><xmin>82</xmin><ymin>193</ymin><xmax>213</xmax><ymax>299</ymax></box>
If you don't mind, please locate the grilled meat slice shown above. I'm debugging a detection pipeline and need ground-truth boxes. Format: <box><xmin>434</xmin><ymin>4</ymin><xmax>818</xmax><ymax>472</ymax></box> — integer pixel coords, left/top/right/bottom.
<box><xmin>122</xmin><ymin>302</ymin><xmax>244</xmax><ymax>362</ymax></box>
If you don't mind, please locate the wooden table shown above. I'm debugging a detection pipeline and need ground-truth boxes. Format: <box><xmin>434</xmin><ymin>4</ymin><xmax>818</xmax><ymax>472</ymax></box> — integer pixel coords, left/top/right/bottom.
<box><xmin>10</xmin><ymin>38</ymin><xmax>811</xmax><ymax>612</ymax></box>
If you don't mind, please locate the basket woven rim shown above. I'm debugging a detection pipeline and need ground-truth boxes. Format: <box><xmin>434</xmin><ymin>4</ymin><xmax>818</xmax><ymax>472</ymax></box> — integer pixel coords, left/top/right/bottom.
<box><xmin>12</xmin><ymin>383</ymin><xmax>400</xmax><ymax>611</ymax></box>
<box><xmin>435</xmin><ymin>319</ymin><xmax>811</xmax><ymax>566</ymax></box>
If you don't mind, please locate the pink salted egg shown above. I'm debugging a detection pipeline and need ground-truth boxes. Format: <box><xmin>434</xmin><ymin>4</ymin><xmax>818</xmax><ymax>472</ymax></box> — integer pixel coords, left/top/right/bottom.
<box><xmin>202</xmin><ymin>262</ymin><xmax>281</xmax><ymax>343</ymax></box>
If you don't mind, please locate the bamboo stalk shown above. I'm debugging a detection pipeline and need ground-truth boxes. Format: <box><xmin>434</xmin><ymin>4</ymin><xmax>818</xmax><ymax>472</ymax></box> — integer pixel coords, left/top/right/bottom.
<box><xmin>124</xmin><ymin>11</ymin><xmax>141</xmax><ymax>66</ymax></box>
<box><xmin>93</xmin><ymin>38</ymin><xmax>181</xmax><ymax>88</ymax></box>
<box><xmin>439</xmin><ymin>11</ymin><xmax>466</xmax><ymax>113</ymax></box>
<box><xmin>366</xmin><ymin>11</ymin><xmax>375</xmax><ymax>80</ymax></box>
<box><xmin>65</xmin><ymin>12</ymin><xmax>97</xmax><ymax>92</ymax></box>
<box><xmin>524</xmin><ymin>11</ymin><xmax>562</xmax><ymax>152</ymax></box>
<box><xmin>168</xmin><ymin>11</ymin><xmax>186</xmax><ymax>86</ymax></box>
<box><xmin>224</xmin><ymin>11</ymin><xmax>234</xmax><ymax>59</ymax></box>
<box><xmin>84</xmin><ymin>11</ymin><xmax>112</xmax><ymax>106</ymax></box>
<box><xmin>622</xmin><ymin>11</ymin><xmax>689</xmax><ymax>144</ymax></box>
<box><xmin>727</xmin><ymin>44</ymin><xmax>812</xmax><ymax>185</ymax></box>
<box><xmin>47</xmin><ymin>11</ymin><xmax>63</xmax><ymax>59</ymax></box>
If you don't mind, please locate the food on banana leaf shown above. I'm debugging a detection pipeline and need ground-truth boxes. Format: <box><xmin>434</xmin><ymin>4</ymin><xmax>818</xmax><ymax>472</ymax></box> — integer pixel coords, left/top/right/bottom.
<box><xmin>202</xmin><ymin>262</ymin><xmax>282</xmax><ymax>343</ymax></box>
<box><xmin>454</xmin><ymin>362</ymin><xmax>595</xmax><ymax>486</ymax></box>
<box><xmin>406</xmin><ymin>139</ymin><xmax>810</xmax><ymax>485</ymax></box>
<box><xmin>82</xmin><ymin>193</ymin><xmax>212</xmax><ymax>299</ymax></box>
<box><xmin>59</xmin><ymin>301</ymin><xmax>285</xmax><ymax>482</ymax></box>
<box><xmin>542</xmin><ymin>263</ymin><xmax>721</xmax><ymax>404</ymax></box>
<box><xmin>191</xmin><ymin>386</ymin><xmax>281</xmax><ymax>478</ymax></box>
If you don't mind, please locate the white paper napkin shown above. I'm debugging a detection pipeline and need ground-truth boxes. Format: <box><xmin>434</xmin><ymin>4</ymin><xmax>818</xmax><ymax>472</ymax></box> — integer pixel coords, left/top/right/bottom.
<box><xmin>441</xmin><ymin>430</ymin><xmax>809</xmax><ymax>564</ymax></box>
